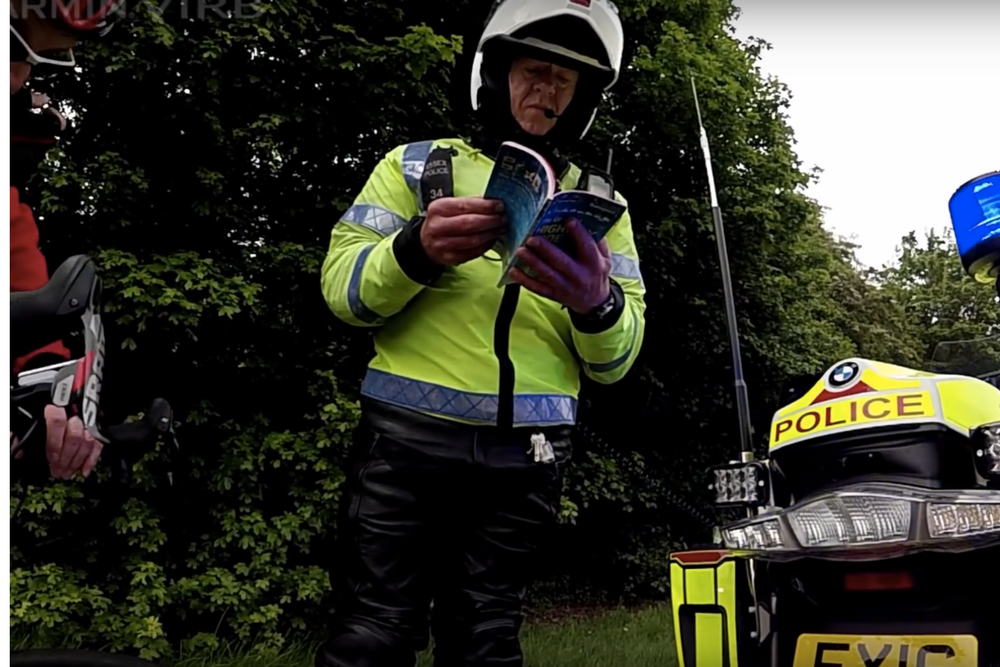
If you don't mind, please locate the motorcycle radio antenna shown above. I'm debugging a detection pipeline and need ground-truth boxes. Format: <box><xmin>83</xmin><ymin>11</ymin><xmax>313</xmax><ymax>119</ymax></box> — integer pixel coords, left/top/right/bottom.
<box><xmin>690</xmin><ymin>75</ymin><xmax>755</xmax><ymax>462</ymax></box>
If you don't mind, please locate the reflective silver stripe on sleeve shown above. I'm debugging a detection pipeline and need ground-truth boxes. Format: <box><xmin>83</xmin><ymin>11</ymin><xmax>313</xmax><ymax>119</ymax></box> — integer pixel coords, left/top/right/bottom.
<box><xmin>340</xmin><ymin>203</ymin><xmax>407</xmax><ymax>236</ymax></box>
<box><xmin>611</xmin><ymin>252</ymin><xmax>643</xmax><ymax>287</ymax></box>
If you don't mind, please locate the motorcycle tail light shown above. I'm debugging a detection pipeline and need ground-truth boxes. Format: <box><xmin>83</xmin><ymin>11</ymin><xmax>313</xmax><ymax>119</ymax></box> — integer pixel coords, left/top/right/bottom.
<box><xmin>843</xmin><ymin>571</ymin><xmax>914</xmax><ymax>591</ymax></box>
<box><xmin>787</xmin><ymin>495</ymin><xmax>911</xmax><ymax>548</ymax></box>
<box><xmin>928</xmin><ymin>502</ymin><xmax>1000</xmax><ymax>538</ymax></box>
<box><xmin>717</xmin><ymin>484</ymin><xmax>1000</xmax><ymax>561</ymax></box>
<box><xmin>722</xmin><ymin>518</ymin><xmax>784</xmax><ymax>550</ymax></box>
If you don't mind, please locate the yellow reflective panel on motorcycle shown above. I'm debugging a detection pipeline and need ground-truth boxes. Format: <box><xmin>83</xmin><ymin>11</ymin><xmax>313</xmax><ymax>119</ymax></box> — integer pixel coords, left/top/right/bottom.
<box><xmin>792</xmin><ymin>634</ymin><xmax>978</xmax><ymax>667</ymax></box>
<box><xmin>768</xmin><ymin>356</ymin><xmax>1000</xmax><ymax>450</ymax></box>
<box><xmin>770</xmin><ymin>390</ymin><xmax>936</xmax><ymax>448</ymax></box>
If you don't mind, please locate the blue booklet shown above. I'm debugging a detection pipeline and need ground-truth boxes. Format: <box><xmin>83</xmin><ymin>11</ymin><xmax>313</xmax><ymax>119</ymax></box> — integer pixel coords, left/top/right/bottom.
<box><xmin>483</xmin><ymin>141</ymin><xmax>626</xmax><ymax>287</ymax></box>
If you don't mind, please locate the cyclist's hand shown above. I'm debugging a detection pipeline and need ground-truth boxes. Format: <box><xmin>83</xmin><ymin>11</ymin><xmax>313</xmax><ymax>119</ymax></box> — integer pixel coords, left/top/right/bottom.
<box><xmin>30</xmin><ymin>91</ymin><xmax>68</xmax><ymax>132</ymax></box>
<box><xmin>420</xmin><ymin>196</ymin><xmax>507</xmax><ymax>266</ymax></box>
<box><xmin>44</xmin><ymin>405</ymin><xmax>102</xmax><ymax>479</ymax></box>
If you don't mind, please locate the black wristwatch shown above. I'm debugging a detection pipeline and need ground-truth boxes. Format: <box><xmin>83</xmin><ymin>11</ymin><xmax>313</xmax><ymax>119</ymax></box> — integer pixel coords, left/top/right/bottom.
<box><xmin>570</xmin><ymin>279</ymin><xmax>625</xmax><ymax>334</ymax></box>
<box><xmin>587</xmin><ymin>288</ymin><xmax>617</xmax><ymax>320</ymax></box>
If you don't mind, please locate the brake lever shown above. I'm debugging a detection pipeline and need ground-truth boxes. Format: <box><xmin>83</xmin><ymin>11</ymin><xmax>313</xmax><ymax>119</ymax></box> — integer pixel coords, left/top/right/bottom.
<box><xmin>102</xmin><ymin>398</ymin><xmax>178</xmax><ymax>486</ymax></box>
<box><xmin>105</xmin><ymin>398</ymin><xmax>174</xmax><ymax>448</ymax></box>
<box><xmin>11</xmin><ymin>393</ymin><xmax>177</xmax><ymax>485</ymax></box>
<box><xmin>11</xmin><ymin>359</ymin><xmax>79</xmax><ymax>452</ymax></box>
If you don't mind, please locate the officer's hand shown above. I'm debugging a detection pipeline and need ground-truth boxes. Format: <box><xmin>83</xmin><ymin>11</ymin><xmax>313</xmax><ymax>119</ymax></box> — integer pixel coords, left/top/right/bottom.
<box><xmin>44</xmin><ymin>405</ymin><xmax>102</xmax><ymax>479</ymax></box>
<box><xmin>511</xmin><ymin>218</ymin><xmax>612</xmax><ymax>314</ymax></box>
<box><xmin>420</xmin><ymin>196</ymin><xmax>507</xmax><ymax>266</ymax></box>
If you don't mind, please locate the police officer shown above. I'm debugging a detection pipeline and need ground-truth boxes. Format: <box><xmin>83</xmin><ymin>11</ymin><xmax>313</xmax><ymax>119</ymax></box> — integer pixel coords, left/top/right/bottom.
<box><xmin>317</xmin><ymin>1</ymin><xmax>645</xmax><ymax>665</ymax></box>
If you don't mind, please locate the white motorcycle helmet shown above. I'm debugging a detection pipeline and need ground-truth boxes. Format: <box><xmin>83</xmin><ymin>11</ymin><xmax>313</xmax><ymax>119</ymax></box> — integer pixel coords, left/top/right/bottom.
<box><xmin>470</xmin><ymin>0</ymin><xmax>625</xmax><ymax>142</ymax></box>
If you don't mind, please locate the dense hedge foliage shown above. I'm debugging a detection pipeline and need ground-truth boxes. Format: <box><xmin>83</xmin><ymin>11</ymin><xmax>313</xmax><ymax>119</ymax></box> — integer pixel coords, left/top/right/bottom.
<box><xmin>10</xmin><ymin>0</ymin><xmax>997</xmax><ymax>659</ymax></box>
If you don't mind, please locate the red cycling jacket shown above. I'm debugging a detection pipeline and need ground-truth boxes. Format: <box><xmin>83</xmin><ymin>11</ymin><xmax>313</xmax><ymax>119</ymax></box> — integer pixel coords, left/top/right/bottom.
<box><xmin>11</xmin><ymin>184</ymin><xmax>72</xmax><ymax>374</ymax></box>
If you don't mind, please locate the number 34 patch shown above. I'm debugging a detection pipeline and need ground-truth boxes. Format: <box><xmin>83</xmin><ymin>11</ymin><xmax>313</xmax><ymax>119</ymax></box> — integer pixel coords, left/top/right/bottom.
<box><xmin>792</xmin><ymin>634</ymin><xmax>978</xmax><ymax>667</ymax></box>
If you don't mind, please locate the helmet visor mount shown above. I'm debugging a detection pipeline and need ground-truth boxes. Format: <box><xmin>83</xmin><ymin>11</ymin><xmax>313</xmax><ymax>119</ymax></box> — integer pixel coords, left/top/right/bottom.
<box><xmin>484</xmin><ymin>34</ymin><xmax>615</xmax><ymax>91</ymax></box>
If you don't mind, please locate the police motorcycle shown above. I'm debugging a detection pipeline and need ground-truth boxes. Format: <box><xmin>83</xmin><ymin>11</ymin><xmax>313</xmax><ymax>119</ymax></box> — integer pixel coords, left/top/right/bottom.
<box><xmin>667</xmin><ymin>121</ymin><xmax>1000</xmax><ymax>666</ymax></box>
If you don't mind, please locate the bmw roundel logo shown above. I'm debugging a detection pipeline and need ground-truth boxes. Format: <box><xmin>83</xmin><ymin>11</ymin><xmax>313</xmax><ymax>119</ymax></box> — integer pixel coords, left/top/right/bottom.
<box><xmin>828</xmin><ymin>361</ymin><xmax>860</xmax><ymax>388</ymax></box>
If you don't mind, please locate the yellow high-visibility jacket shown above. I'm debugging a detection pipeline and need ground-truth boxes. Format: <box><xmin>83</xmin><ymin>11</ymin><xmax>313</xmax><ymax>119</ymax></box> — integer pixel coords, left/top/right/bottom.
<box><xmin>320</xmin><ymin>137</ymin><xmax>646</xmax><ymax>428</ymax></box>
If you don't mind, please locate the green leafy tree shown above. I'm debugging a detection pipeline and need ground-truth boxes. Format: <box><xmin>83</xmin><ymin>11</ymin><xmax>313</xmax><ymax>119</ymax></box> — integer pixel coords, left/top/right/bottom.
<box><xmin>874</xmin><ymin>228</ymin><xmax>999</xmax><ymax>373</ymax></box>
<box><xmin>11</xmin><ymin>0</ymin><xmax>886</xmax><ymax>654</ymax></box>
<box><xmin>824</xmin><ymin>237</ymin><xmax>924</xmax><ymax>369</ymax></box>
<box><xmin>15</xmin><ymin>1</ymin><xmax>464</xmax><ymax>657</ymax></box>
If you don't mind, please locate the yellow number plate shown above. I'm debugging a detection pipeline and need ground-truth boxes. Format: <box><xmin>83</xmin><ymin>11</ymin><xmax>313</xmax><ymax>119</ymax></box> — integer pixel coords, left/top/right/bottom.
<box><xmin>792</xmin><ymin>634</ymin><xmax>978</xmax><ymax>667</ymax></box>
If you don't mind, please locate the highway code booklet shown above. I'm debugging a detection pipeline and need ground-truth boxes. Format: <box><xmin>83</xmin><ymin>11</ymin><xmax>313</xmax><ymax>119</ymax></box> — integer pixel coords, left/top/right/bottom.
<box><xmin>484</xmin><ymin>141</ymin><xmax>626</xmax><ymax>287</ymax></box>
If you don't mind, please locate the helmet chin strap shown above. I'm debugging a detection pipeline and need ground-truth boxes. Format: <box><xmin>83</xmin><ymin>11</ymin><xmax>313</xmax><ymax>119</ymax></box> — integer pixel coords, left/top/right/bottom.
<box><xmin>474</xmin><ymin>102</ymin><xmax>570</xmax><ymax>177</ymax></box>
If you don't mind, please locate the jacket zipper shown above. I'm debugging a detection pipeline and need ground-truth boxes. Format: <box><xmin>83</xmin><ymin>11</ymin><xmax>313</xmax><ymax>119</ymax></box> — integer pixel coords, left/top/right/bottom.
<box><xmin>493</xmin><ymin>284</ymin><xmax>520</xmax><ymax>431</ymax></box>
<box><xmin>489</xmin><ymin>154</ymin><xmax>569</xmax><ymax>433</ymax></box>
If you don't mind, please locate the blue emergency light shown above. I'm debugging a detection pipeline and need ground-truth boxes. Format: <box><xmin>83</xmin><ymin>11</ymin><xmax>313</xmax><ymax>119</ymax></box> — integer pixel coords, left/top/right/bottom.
<box><xmin>949</xmin><ymin>169</ymin><xmax>1000</xmax><ymax>283</ymax></box>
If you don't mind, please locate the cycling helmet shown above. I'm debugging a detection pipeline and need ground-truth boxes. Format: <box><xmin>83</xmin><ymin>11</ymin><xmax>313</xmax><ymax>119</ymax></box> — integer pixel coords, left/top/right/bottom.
<box><xmin>470</xmin><ymin>0</ymin><xmax>625</xmax><ymax>142</ymax></box>
<box><xmin>10</xmin><ymin>0</ymin><xmax>124</xmax><ymax>67</ymax></box>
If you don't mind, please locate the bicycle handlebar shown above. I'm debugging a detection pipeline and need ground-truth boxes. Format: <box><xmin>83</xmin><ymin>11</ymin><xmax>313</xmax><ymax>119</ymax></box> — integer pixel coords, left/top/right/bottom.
<box><xmin>104</xmin><ymin>397</ymin><xmax>173</xmax><ymax>445</ymax></box>
<box><xmin>10</xmin><ymin>396</ymin><xmax>173</xmax><ymax>461</ymax></box>
<box><xmin>10</xmin><ymin>254</ymin><xmax>178</xmax><ymax>476</ymax></box>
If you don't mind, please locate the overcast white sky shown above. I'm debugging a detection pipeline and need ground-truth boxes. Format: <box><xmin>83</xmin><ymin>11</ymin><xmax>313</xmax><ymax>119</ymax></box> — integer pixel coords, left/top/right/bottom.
<box><xmin>729</xmin><ymin>0</ymin><xmax>1000</xmax><ymax>269</ymax></box>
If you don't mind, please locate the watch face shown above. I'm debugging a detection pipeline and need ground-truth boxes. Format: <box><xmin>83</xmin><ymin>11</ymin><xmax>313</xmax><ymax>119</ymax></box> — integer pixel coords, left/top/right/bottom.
<box><xmin>595</xmin><ymin>294</ymin><xmax>615</xmax><ymax>317</ymax></box>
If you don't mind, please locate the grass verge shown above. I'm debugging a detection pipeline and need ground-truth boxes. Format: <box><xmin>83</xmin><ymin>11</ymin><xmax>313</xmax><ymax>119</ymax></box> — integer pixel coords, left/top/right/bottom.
<box><xmin>168</xmin><ymin>604</ymin><xmax>678</xmax><ymax>667</ymax></box>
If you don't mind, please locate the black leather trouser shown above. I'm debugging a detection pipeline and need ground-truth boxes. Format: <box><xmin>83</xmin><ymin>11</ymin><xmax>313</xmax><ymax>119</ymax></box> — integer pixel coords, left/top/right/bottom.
<box><xmin>315</xmin><ymin>399</ymin><xmax>571</xmax><ymax>667</ymax></box>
